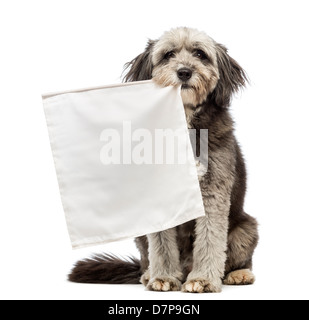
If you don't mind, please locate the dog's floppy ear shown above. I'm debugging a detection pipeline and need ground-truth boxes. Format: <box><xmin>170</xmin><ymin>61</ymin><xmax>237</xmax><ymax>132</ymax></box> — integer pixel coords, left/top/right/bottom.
<box><xmin>123</xmin><ymin>40</ymin><xmax>156</xmax><ymax>82</ymax></box>
<box><xmin>209</xmin><ymin>44</ymin><xmax>248</xmax><ymax>108</ymax></box>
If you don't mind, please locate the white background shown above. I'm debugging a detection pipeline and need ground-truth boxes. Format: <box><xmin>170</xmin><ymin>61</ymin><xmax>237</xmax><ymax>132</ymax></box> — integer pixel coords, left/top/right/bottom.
<box><xmin>0</xmin><ymin>0</ymin><xmax>308</xmax><ymax>300</ymax></box>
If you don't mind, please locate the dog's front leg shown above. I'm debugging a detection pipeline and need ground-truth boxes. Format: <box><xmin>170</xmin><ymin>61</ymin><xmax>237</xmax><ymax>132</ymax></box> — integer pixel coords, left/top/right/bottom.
<box><xmin>182</xmin><ymin>193</ymin><xmax>230</xmax><ymax>293</ymax></box>
<box><xmin>147</xmin><ymin>228</ymin><xmax>183</xmax><ymax>291</ymax></box>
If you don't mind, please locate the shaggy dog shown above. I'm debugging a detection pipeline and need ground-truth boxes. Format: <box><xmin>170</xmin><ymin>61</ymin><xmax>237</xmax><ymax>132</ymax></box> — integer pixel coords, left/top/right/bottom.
<box><xmin>69</xmin><ymin>27</ymin><xmax>259</xmax><ymax>293</ymax></box>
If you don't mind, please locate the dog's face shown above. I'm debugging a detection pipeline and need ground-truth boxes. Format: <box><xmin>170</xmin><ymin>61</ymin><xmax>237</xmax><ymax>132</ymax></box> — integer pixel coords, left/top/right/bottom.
<box><xmin>151</xmin><ymin>28</ymin><xmax>219</xmax><ymax>106</ymax></box>
<box><xmin>124</xmin><ymin>27</ymin><xmax>247</xmax><ymax>109</ymax></box>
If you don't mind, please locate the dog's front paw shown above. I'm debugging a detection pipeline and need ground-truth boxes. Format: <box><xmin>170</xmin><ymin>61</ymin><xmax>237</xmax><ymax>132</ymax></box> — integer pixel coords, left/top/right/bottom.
<box><xmin>147</xmin><ymin>277</ymin><xmax>182</xmax><ymax>292</ymax></box>
<box><xmin>182</xmin><ymin>278</ymin><xmax>222</xmax><ymax>293</ymax></box>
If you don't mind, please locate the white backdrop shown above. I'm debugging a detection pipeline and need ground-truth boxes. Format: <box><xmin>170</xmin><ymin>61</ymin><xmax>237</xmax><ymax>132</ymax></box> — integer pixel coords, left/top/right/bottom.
<box><xmin>0</xmin><ymin>0</ymin><xmax>308</xmax><ymax>300</ymax></box>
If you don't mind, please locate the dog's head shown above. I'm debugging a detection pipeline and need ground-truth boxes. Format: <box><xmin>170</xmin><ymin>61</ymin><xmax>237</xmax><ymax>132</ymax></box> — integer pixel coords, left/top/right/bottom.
<box><xmin>124</xmin><ymin>27</ymin><xmax>247</xmax><ymax>108</ymax></box>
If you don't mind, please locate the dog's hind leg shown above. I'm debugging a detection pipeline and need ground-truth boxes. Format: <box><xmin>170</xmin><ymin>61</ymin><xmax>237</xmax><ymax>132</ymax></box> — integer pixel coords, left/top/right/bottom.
<box><xmin>224</xmin><ymin>213</ymin><xmax>259</xmax><ymax>285</ymax></box>
<box><xmin>224</xmin><ymin>269</ymin><xmax>255</xmax><ymax>285</ymax></box>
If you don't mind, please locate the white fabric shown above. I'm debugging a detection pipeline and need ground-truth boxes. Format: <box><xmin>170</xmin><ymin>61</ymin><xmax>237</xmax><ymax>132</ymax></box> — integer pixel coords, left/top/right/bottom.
<box><xmin>43</xmin><ymin>80</ymin><xmax>205</xmax><ymax>249</ymax></box>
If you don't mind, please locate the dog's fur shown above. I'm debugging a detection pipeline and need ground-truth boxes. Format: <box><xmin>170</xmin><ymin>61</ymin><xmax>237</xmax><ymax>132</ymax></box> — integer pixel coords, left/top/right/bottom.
<box><xmin>69</xmin><ymin>27</ymin><xmax>259</xmax><ymax>293</ymax></box>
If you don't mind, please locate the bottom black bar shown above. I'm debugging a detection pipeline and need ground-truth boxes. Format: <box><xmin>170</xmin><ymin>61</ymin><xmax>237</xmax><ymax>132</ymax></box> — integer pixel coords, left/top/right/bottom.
<box><xmin>101</xmin><ymin>301</ymin><xmax>207</xmax><ymax>318</ymax></box>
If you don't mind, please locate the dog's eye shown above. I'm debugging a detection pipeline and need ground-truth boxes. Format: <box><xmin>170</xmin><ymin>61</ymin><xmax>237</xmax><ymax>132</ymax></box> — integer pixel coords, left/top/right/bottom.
<box><xmin>164</xmin><ymin>51</ymin><xmax>175</xmax><ymax>60</ymax></box>
<box><xmin>194</xmin><ymin>49</ymin><xmax>208</xmax><ymax>61</ymax></box>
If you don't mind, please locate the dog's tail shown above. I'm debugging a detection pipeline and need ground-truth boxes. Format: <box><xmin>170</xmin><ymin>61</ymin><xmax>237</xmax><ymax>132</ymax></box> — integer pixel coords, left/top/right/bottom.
<box><xmin>68</xmin><ymin>254</ymin><xmax>142</xmax><ymax>284</ymax></box>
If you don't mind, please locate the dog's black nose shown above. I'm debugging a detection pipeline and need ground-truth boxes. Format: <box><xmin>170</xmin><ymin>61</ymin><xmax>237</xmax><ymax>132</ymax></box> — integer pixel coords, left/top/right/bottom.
<box><xmin>177</xmin><ymin>68</ymin><xmax>192</xmax><ymax>81</ymax></box>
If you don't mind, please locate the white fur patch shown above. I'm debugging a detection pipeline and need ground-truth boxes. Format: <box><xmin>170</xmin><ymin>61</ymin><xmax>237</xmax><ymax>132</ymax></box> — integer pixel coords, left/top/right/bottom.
<box><xmin>196</xmin><ymin>160</ymin><xmax>207</xmax><ymax>181</ymax></box>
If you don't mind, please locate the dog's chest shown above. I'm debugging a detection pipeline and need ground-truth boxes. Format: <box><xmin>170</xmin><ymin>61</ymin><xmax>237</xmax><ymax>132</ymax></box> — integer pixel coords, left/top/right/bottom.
<box><xmin>184</xmin><ymin>104</ymin><xmax>203</xmax><ymax>129</ymax></box>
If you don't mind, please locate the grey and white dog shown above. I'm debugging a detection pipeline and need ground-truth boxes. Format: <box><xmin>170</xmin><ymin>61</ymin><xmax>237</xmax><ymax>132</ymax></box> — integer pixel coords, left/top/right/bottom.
<box><xmin>69</xmin><ymin>27</ymin><xmax>259</xmax><ymax>293</ymax></box>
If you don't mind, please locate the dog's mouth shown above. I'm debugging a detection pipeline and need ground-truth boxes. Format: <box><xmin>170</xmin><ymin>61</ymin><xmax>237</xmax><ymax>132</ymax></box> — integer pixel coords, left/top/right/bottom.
<box><xmin>181</xmin><ymin>84</ymin><xmax>192</xmax><ymax>89</ymax></box>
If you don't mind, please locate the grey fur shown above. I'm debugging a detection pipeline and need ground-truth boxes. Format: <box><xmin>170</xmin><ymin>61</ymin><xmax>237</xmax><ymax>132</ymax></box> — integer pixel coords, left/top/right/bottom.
<box><xmin>209</xmin><ymin>43</ymin><xmax>248</xmax><ymax>108</ymax></box>
<box><xmin>183</xmin><ymin>141</ymin><xmax>235</xmax><ymax>292</ymax></box>
<box><xmin>147</xmin><ymin>228</ymin><xmax>183</xmax><ymax>291</ymax></box>
<box><xmin>123</xmin><ymin>40</ymin><xmax>156</xmax><ymax>82</ymax></box>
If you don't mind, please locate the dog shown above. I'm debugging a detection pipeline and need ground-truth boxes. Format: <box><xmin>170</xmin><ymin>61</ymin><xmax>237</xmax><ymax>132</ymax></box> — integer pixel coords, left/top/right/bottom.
<box><xmin>69</xmin><ymin>27</ymin><xmax>259</xmax><ymax>293</ymax></box>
